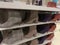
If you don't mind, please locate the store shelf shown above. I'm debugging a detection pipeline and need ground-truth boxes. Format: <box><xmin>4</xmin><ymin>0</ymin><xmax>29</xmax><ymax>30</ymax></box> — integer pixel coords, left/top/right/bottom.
<box><xmin>0</xmin><ymin>2</ymin><xmax>60</xmax><ymax>11</ymax></box>
<box><xmin>1</xmin><ymin>32</ymin><xmax>53</xmax><ymax>45</ymax></box>
<box><xmin>0</xmin><ymin>21</ymin><xmax>59</xmax><ymax>31</ymax></box>
<box><xmin>10</xmin><ymin>32</ymin><xmax>53</xmax><ymax>45</ymax></box>
<box><xmin>0</xmin><ymin>1</ymin><xmax>59</xmax><ymax>45</ymax></box>
<box><xmin>0</xmin><ymin>21</ymin><xmax>54</xmax><ymax>30</ymax></box>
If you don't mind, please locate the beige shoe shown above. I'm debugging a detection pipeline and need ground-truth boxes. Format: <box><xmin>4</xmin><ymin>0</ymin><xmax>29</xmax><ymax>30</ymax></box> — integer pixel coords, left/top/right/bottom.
<box><xmin>1</xmin><ymin>28</ymin><xmax>24</xmax><ymax>44</ymax></box>
<box><xmin>30</xmin><ymin>39</ymin><xmax>38</xmax><ymax>45</ymax></box>
<box><xmin>0</xmin><ymin>10</ymin><xmax>26</xmax><ymax>28</ymax></box>
<box><xmin>25</xmin><ymin>26</ymin><xmax>37</xmax><ymax>38</ymax></box>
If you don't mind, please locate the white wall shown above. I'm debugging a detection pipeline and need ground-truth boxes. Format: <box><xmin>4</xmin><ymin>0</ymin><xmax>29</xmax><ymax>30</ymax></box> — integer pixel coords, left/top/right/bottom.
<box><xmin>52</xmin><ymin>23</ymin><xmax>60</xmax><ymax>45</ymax></box>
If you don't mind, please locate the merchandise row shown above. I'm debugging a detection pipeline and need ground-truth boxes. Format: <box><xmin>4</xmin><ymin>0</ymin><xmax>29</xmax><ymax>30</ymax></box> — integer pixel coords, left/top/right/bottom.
<box><xmin>0</xmin><ymin>10</ymin><xmax>60</xmax><ymax>28</ymax></box>
<box><xmin>0</xmin><ymin>25</ymin><xmax>54</xmax><ymax>45</ymax></box>
<box><xmin>0</xmin><ymin>0</ymin><xmax>60</xmax><ymax>8</ymax></box>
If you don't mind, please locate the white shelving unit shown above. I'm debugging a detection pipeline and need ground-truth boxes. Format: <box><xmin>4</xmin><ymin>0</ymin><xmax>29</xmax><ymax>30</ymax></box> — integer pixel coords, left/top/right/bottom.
<box><xmin>1</xmin><ymin>32</ymin><xmax>53</xmax><ymax>45</ymax></box>
<box><xmin>0</xmin><ymin>1</ymin><xmax>60</xmax><ymax>45</ymax></box>
<box><xmin>0</xmin><ymin>21</ymin><xmax>60</xmax><ymax>31</ymax></box>
<box><xmin>1</xmin><ymin>40</ymin><xmax>52</xmax><ymax>45</ymax></box>
<box><xmin>0</xmin><ymin>2</ymin><xmax>60</xmax><ymax>11</ymax></box>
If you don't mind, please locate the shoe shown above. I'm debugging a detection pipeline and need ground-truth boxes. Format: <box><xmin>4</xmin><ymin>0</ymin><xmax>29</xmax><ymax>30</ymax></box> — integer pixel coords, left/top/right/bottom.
<box><xmin>38</xmin><ymin>11</ymin><xmax>53</xmax><ymax>22</ymax></box>
<box><xmin>23</xmin><ymin>26</ymin><xmax>37</xmax><ymax>38</ymax></box>
<box><xmin>38</xmin><ymin>36</ymin><xmax>47</xmax><ymax>44</ymax></box>
<box><xmin>30</xmin><ymin>39</ymin><xmax>38</xmax><ymax>45</ymax></box>
<box><xmin>48</xmin><ymin>23</ymin><xmax>56</xmax><ymax>32</ymax></box>
<box><xmin>46</xmin><ymin>33</ymin><xmax>54</xmax><ymax>40</ymax></box>
<box><xmin>1</xmin><ymin>28</ymin><xmax>24</xmax><ymax>44</ymax></box>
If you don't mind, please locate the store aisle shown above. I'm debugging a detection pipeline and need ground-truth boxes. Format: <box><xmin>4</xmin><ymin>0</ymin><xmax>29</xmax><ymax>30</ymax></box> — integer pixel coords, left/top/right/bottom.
<box><xmin>52</xmin><ymin>23</ymin><xmax>60</xmax><ymax>45</ymax></box>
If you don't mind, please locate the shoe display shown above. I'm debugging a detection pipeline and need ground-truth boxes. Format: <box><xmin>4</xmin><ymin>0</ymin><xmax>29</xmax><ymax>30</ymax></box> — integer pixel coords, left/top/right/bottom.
<box><xmin>0</xmin><ymin>0</ymin><xmax>57</xmax><ymax>44</ymax></box>
<box><xmin>1</xmin><ymin>28</ymin><xmax>24</xmax><ymax>44</ymax></box>
<box><xmin>0</xmin><ymin>10</ymin><xmax>27</xmax><ymax>28</ymax></box>
<box><xmin>38</xmin><ymin>11</ymin><xmax>53</xmax><ymax>22</ymax></box>
<box><xmin>23</xmin><ymin>26</ymin><xmax>37</xmax><ymax>38</ymax></box>
<box><xmin>37</xmin><ymin>24</ymin><xmax>50</xmax><ymax>33</ymax></box>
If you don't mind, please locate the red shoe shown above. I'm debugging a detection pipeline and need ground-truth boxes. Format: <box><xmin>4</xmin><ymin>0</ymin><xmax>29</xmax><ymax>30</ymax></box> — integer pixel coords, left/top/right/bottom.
<box><xmin>48</xmin><ymin>24</ymin><xmax>56</xmax><ymax>32</ymax></box>
<box><xmin>47</xmin><ymin>33</ymin><xmax>54</xmax><ymax>40</ymax></box>
<box><xmin>47</xmin><ymin>2</ymin><xmax>56</xmax><ymax>7</ymax></box>
<box><xmin>52</xmin><ymin>14</ymin><xmax>60</xmax><ymax>21</ymax></box>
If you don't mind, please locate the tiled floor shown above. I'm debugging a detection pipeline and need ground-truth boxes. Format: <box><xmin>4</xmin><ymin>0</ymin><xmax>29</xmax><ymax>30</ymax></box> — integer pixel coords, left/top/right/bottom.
<box><xmin>52</xmin><ymin>23</ymin><xmax>60</xmax><ymax>45</ymax></box>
